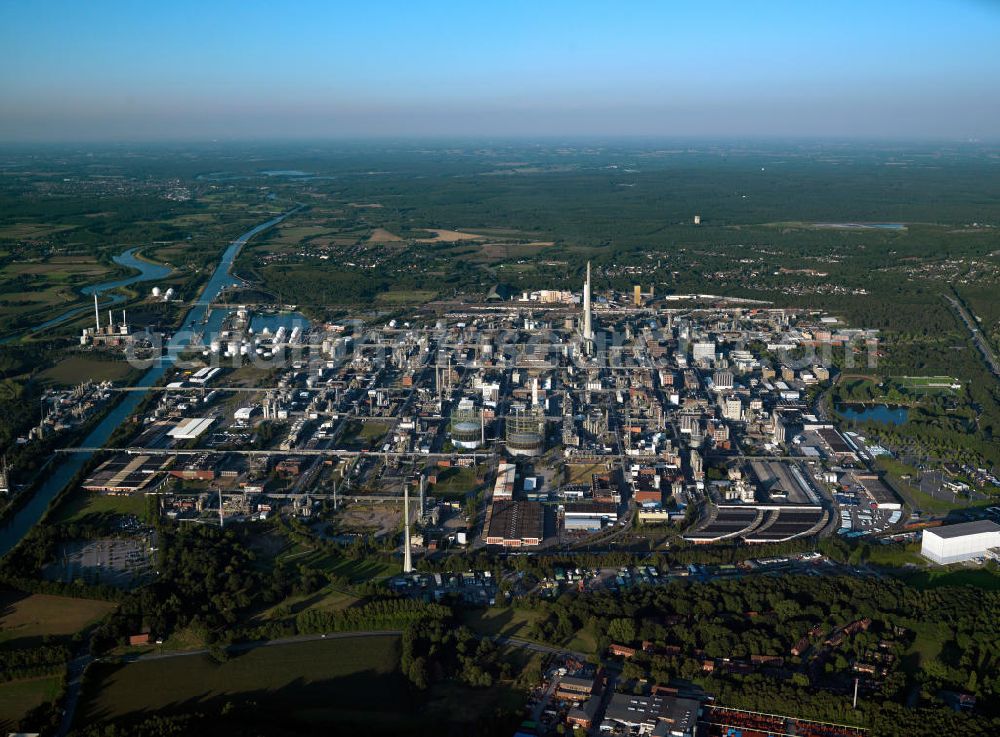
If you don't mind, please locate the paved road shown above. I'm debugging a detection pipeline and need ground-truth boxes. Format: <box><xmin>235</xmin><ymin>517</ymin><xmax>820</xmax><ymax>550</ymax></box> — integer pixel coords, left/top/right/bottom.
<box><xmin>56</xmin><ymin>650</ymin><xmax>92</xmax><ymax>737</ymax></box>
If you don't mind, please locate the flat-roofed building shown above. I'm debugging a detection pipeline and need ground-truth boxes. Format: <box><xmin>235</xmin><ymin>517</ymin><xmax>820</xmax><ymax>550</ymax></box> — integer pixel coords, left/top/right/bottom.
<box><xmin>563</xmin><ymin>501</ymin><xmax>618</xmax><ymax>531</ymax></box>
<box><xmin>601</xmin><ymin>693</ymin><xmax>700</xmax><ymax>736</ymax></box>
<box><xmin>484</xmin><ymin>500</ymin><xmax>542</xmax><ymax>547</ymax></box>
<box><xmin>921</xmin><ymin>520</ymin><xmax>1000</xmax><ymax>565</ymax></box>
<box><xmin>168</xmin><ymin>417</ymin><xmax>215</xmax><ymax>440</ymax></box>
<box><xmin>854</xmin><ymin>474</ymin><xmax>901</xmax><ymax>511</ymax></box>
<box><xmin>82</xmin><ymin>454</ymin><xmax>171</xmax><ymax>493</ymax></box>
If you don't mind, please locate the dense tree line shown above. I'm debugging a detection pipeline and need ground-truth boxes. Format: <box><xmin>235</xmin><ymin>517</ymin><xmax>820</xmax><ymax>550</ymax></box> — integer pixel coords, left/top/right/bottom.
<box><xmin>0</xmin><ymin>642</ymin><xmax>71</xmax><ymax>682</ymax></box>
<box><xmin>400</xmin><ymin>618</ymin><xmax>508</xmax><ymax>690</ymax></box>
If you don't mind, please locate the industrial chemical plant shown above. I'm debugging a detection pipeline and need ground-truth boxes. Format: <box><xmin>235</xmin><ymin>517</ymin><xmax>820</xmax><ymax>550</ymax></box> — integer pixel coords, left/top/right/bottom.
<box><xmin>51</xmin><ymin>259</ymin><xmax>921</xmax><ymax>571</ymax></box>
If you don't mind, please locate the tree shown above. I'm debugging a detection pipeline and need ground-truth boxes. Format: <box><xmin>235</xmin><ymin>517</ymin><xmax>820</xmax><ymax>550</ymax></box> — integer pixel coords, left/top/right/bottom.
<box><xmin>608</xmin><ymin>617</ymin><xmax>637</xmax><ymax>644</ymax></box>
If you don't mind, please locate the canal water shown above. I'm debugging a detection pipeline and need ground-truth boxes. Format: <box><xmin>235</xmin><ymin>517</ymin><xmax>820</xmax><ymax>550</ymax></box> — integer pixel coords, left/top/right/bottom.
<box><xmin>0</xmin><ymin>208</ymin><xmax>299</xmax><ymax>557</ymax></box>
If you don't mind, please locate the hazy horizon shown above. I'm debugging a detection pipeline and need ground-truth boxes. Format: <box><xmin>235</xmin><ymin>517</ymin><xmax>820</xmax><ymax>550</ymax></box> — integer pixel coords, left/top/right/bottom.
<box><xmin>3</xmin><ymin>0</ymin><xmax>1000</xmax><ymax>143</ymax></box>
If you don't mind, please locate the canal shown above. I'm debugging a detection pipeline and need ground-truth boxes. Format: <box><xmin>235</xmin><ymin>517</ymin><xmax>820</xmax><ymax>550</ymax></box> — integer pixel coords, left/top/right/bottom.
<box><xmin>0</xmin><ymin>208</ymin><xmax>299</xmax><ymax>557</ymax></box>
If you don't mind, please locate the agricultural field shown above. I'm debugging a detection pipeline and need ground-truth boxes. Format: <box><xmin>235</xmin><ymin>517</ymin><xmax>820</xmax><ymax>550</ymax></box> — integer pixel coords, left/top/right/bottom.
<box><xmin>0</xmin><ymin>675</ymin><xmax>63</xmax><ymax>731</ymax></box>
<box><xmin>77</xmin><ymin>636</ymin><xmax>408</xmax><ymax>727</ymax></box>
<box><xmin>39</xmin><ymin>354</ymin><xmax>139</xmax><ymax>386</ymax></box>
<box><xmin>375</xmin><ymin>289</ymin><xmax>438</xmax><ymax>305</ymax></box>
<box><xmin>0</xmin><ymin>223</ymin><xmax>78</xmax><ymax>240</ymax></box>
<box><xmin>77</xmin><ymin>633</ymin><xmax>524</xmax><ymax>734</ymax></box>
<box><xmin>0</xmin><ymin>589</ymin><xmax>116</xmax><ymax>648</ymax></box>
<box><xmin>0</xmin><ymin>257</ymin><xmax>116</xmax><ymax>333</ymax></box>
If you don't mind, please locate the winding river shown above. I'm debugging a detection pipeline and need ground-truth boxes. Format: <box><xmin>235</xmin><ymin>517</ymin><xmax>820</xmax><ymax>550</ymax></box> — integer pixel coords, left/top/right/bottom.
<box><xmin>31</xmin><ymin>249</ymin><xmax>174</xmax><ymax>335</ymax></box>
<box><xmin>0</xmin><ymin>208</ymin><xmax>298</xmax><ymax>557</ymax></box>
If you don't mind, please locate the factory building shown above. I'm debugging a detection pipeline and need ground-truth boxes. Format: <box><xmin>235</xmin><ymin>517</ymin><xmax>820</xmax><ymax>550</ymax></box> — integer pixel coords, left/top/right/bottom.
<box><xmin>484</xmin><ymin>500</ymin><xmax>543</xmax><ymax>547</ymax></box>
<box><xmin>921</xmin><ymin>520</ymin><xmax>1000</xmax><ymax>565</ymax></box>
<box><xmin>562</xmin><ymin>501</ymin><xmax>618</xmax><ymax>532</ymax></box>
<box><xmin>81</xmin><ymin>295</ymin><xmax>131</xmax><ymax>347</ymax></box>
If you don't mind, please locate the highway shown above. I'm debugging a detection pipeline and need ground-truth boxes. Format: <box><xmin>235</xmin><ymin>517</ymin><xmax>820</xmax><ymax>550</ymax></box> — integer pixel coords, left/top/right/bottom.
<box><xmin>944</xmin><ymin>293</ymin><xmax>1000</xmax><ymax>379</ymax></box>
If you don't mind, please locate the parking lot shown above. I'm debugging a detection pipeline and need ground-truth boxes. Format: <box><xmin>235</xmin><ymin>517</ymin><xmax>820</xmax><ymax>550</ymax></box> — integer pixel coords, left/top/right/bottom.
<box><xmin>835</xmin><ymin>486</ymin><xmax>900</xmax><ymax>538</ymax></box>
<box><xmin>43</xmin><ymin>534</ymin><xmax>156</xmax><ymax>587</ymax></box>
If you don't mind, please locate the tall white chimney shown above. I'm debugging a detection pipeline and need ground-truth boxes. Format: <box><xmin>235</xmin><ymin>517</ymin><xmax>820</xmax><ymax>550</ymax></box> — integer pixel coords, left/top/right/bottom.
<box><xmin>403</xmin><ymin>481</ymin><xmax>413</xmax><ymax>573</ymax></box>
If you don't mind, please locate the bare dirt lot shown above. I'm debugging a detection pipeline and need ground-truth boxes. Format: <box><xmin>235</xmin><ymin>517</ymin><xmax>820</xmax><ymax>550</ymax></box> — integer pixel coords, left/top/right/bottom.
<box><xmin>334</xmin><ymin>502</ymin><xmax>401</xmax><ymax>538</ymax></box>
<box><xmin>367</xmin><ymin>227</ymin><xmax>403</xmax><ymax>242</ymax></box>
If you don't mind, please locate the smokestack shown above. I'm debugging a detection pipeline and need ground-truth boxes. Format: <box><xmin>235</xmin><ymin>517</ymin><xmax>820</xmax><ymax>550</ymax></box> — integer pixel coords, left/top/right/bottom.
<box><xmin>403</xmin><ymin>481</ymin><xmax>413</xmax><ymax>573</ymax></box>
<box><xmin>94</xmin><ymin>294</ymin><xmax>100</xmax><ymax>331</ymax></box>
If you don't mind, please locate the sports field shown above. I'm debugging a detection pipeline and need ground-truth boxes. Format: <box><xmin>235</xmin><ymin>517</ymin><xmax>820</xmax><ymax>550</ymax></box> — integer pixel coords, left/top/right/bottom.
<box><xmin>895</xmin><ymin>375</ymin><xmax>961</xmax><ymax>391</ymax></box>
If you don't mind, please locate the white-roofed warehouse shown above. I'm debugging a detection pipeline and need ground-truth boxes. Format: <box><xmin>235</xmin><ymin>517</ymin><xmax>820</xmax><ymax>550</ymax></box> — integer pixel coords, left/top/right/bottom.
<box><xmin>921</xmin><ymin>520</ymin><xmax>1000</xmax><ymax>565</ymax></box>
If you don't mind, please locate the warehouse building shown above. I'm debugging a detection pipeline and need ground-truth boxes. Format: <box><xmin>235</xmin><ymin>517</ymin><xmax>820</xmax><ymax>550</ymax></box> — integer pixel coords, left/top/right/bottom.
<box><xmin>921</xmin><ymin>520</ymin><xmax>1000</xmax><ymax>565</ymax></box>
<box><xmin>167</xmin><ymin>417</ymin><xmax>215</xmax><ymax>440</ymax></box>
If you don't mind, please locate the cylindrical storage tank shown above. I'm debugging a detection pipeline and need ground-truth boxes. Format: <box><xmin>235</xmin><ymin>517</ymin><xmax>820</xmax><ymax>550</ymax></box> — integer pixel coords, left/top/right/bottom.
<box><xmin>505</xmin><ymin>414</ymin><xmax>545</xmax><ymax>457</ymax></box>
<box><xmin>451</xmin><ymin>422</ymin><xmax>482</xmax><ymax>449</ymax></box>
<box><xmin>151</xmin><ymin>286</ymin><xmax>162</xmax><ymax>297</ymax></box>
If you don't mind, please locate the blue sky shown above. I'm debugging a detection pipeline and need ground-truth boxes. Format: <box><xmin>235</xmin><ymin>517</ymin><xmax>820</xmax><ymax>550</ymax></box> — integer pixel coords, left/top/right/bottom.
<box><xmin>2</xmin><ymin>0</ymin><xmax>999</xmax><ymax>141</ymax></box>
